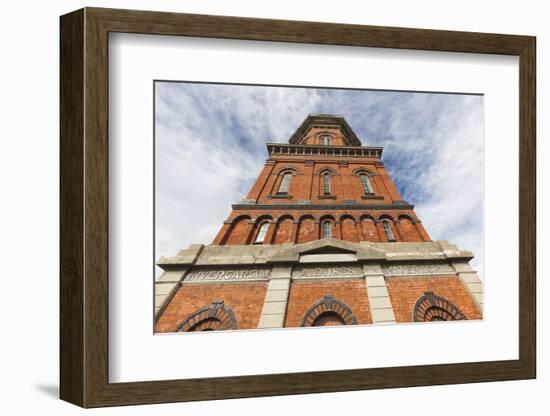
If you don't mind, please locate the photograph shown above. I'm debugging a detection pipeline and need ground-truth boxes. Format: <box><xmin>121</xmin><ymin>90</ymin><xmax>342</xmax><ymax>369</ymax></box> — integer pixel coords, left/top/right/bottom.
<box><xmin>153</xmin><ymin>81</ymin><xmax>484</xmax><ymax>332</ymax></box>
<box><xmin>52</xmin><ymin>4</ymin><xmax>538</xmax><ymax>410</ymax></box>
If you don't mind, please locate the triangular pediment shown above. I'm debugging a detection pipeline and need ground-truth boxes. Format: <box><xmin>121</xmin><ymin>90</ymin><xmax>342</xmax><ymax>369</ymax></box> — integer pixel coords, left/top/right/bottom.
<box><xmin>296</xmin><ymin>238</ymin><xmax>359</xmax><ymax>255</ymax></box>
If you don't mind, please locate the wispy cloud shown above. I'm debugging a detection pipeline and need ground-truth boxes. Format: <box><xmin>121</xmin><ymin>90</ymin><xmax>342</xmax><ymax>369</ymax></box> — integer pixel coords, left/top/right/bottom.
<box><xmin>155</xmin><ymin>82</ymin><xmax>483</xmax><ymax>278</ymax></box>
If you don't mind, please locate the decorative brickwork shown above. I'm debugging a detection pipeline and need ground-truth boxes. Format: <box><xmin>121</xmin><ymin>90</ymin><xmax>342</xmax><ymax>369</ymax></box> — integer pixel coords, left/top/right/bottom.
<box><xmin>413</xmin><ymin>292</ymin><xmax>467</xmax><ymax>322</ymax></box>
<box><xmin>285</xmin><ymin>279</ymin><xmax>372</xmax><ymax>327</ymax></box>
<box><xmin>176</xmin><ymin>301</ymin><xmax>238</xmax><ymax>332</ymax></box>
<box><xmin>300</xmin><ymin>295</ymin><xmax>358</xmax><ymax>326</ymax></box>
<box><xmin>155</xmin><ymin>282</ymin><xmax>267</xmax><ymax>332</ymax></box>
<box><xmin>212</xmin><ymin>114</ymin><xmax>429</xmax><ymax>246</ymax></box>
<box><xmin>386</xmin><ymin>276</ymin><xmax>482</xmax><ymax>323</ymax></box>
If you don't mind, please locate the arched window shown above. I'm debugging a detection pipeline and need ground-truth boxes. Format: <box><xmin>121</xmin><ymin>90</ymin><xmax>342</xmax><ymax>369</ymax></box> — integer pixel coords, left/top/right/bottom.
<box><xmin>322</xmin><ymin>172</ymin><xmax>331</xmax><ymax>195</ymax></box>
<box><xmin>320</xmin><ymin>135</ymin><xmax>332</xmax><ymax>145</ymax></box>
<box><xmin>359</xmin><ymin>173</ymin><xmax>374</xmax><ymax>194</ymax></box>
<box><xmin>278</xmin><ymin>172</ymin><xmax>292</xmax><ymax>194</ymax></box>
<box><xmin>382</xmin><ymin>220</ymin><xmax>395</xmax><ymax>241</ymax></box>
<box><xmin>254</xmin><ymin>222</ymin><xmax>269</xmax><ymax>243</ymax></box>
<box><xmin>322</xmin><ymin>221</ymin><xmax>332</xmax><ymax>239</ymax></box>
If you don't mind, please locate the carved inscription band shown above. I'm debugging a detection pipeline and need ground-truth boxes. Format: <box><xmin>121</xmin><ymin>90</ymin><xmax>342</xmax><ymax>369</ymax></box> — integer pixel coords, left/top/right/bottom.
<box><xmin>383</xmin><ymin>262</ymin><xmax>455</xmax><ymax>276</ymax></box>
<box><xmin>292</xmin><ymin>266</ymin><xmax>363</xmax><ymax>278</ymax></box>
<box><xmin>184</xmin><ymin>263</ymin><xmax>456</xmax><ymax>282</ymax></box>
<box><xmin>185</xmin><ymin>268</ymin><xmax>270</xmax><ymax>282</ymax></box>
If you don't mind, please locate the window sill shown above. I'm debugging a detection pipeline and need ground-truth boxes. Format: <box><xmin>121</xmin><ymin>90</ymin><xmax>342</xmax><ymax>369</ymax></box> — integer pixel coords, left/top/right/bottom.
<box><xmin>318</xmin><ymin>195</ymin><xmax>337</xmax><ymax>200</ymax></box>
<box><xmin>361</xmin><ymin>195</ymin><xmax>384</xmax><ymax>200</ymax></box>
<box><xmin>268</xmin><ymin>194</ymin><xmax>293</xmax><ymax>200</ymax></box>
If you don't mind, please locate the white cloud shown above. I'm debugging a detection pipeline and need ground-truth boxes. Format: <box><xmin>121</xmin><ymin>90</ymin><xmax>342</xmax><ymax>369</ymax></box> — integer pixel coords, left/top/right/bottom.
<box><xmin>155</xmin><ymin>83</ymin><xmax>484</xmax><ymax>279</ymax></box>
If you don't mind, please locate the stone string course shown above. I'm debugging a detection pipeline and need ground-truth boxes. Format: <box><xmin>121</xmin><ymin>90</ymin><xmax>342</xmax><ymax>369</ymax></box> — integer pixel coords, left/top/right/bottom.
<box><xmin>154</xmin><ymin>240</ymin><xmax>483</xmax><ymax>331</ymax></box>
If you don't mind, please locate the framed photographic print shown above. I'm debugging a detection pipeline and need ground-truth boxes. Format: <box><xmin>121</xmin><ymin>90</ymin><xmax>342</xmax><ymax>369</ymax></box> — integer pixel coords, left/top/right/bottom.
<box><xmin>60</xmin><ymin>7</ymin><xmax>536</xmax><ymax>408</ymax></box>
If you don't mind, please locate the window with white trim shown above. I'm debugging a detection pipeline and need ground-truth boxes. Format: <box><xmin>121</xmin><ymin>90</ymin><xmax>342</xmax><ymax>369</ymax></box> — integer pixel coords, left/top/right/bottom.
<box><xmin>359</xmin><ymin>173</ymin><xmax>374</xmax><ymax>194</ymax></box>
<box><xmin>322</xmin><ymin>172</ymin><xmax>331</xmax><ymax>195</ymax></box>
<box><xmin>322</xmin><ymin>222</ymin><xmax>332</xmax><ymax>239</ymax></box>
<box><xmin>382</xmin><ymin>221</ymin><xmax>395</xmax><ymax>241</ymax></box>
<box><xmin>255</xmin><ymin>222</ymin><xmax>269</xmax><ymax>243</ymax></box>
<box><xmin>278</xmin><ymin>173</ymin><xmax>292</xmax><ymax>194</ymax></box>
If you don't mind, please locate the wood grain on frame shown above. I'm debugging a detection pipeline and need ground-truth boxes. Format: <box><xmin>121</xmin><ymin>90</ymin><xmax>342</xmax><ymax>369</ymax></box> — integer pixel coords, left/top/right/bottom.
<box><xmin>60</xmin><ymin>7</ymin><xmax>536</xmax><ymax>408</ymax></box>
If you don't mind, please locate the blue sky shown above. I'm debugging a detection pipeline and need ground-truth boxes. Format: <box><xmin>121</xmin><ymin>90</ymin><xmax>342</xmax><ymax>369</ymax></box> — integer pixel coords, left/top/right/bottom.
<box><xmin>155</xmin><ymin>82</ymin><xmax>484</xmax><ymax>277</ymax></box>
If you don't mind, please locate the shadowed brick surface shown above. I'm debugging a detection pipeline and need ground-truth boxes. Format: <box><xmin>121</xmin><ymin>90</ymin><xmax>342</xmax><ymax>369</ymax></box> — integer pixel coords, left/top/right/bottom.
<box><xmin>284</xmin><ymin>279</ymin><xmax>372</xmax><ymax>327</ymax></box>
<box><xmin>386</xmin><ymin>276</ymin><xmax>482</xmax><ymax>323</ymax></box>
<box><xmin>155</xmin><ymin>282</ymin><xmax>268</xmax><ymax>332</ymax></box>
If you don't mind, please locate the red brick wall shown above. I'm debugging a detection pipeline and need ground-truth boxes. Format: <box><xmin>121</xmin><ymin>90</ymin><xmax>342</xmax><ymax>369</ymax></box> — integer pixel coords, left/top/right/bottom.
<box><xmin>296</xmin><ymin>217</ymin><xmax>316</xmax><ymax>243</ymax></box>
<box><xmin>341</xmin><ymin>217</ymin><xmax>360</xmax><ymax>242</ymax></box>
<box><xmin>360</xmin><ymin>218</ymin><xmax>380</xmax><ymax>241</ymax></box>
<box><xmin>284</xmin><ymin>279</ymin><xmax>372</xmax><ymax>327</ymax></box>
<box><xmin>273</xmin><ymin>217</ymin><xmax>295</xmax><ymax>243</ymax></box>
<box><xmin>224</xmin><ymin>217</ymin><xmax>252</xmax><ymax>245</ymax></box>
<box><xmin>155</xmin><ymin>282</ymin><xmax>267</xmax><ymax>333</ymax></box>
<box><xmin>219</xmin><ymin>208</ymin><xmax>428</xmax><ymax>245</ymax></box>
<box><xmin>213</xmin><ymin>137</ymin><xmax>431</xmax><ymax>244</ymax></box>
<box><xmin>386</xmin><ymin>276</ymin><xmax>482</xmax><ymax>323</ymax></box>
<box><xmin>397</xmin><ymin>218</ymin><xmax>423</xmax><ymax>242</ymax></box>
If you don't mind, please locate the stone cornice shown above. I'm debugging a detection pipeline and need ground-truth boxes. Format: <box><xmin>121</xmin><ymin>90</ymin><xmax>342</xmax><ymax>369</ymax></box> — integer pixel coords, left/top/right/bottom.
<box><xmin>156</xmin><ymin>240</ymin><xmax>475</xmax><ymax>270</ymax></box>
<box><xmin>266</xmin><ymin>143</ymin><xmax>383</xmax><ymax>159</ymax></box>
<box><xmin>231</xmin><ymin>203</ymin><xmax>414</xmax><ymax>210</ymax></box>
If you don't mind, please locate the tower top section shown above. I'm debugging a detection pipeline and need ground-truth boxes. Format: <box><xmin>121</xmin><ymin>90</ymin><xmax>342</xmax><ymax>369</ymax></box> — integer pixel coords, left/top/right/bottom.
<box><xmin>288</xmin><ymin>114</ymin><xmax>362</xmax><ymax>147</ymax></box>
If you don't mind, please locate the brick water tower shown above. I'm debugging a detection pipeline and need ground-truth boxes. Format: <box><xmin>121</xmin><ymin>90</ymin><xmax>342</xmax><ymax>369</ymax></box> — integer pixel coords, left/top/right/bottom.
<box><xmin>155</xmin><ymin>114</ymin><xmax>482</xmax><ymax>332</ymax></box>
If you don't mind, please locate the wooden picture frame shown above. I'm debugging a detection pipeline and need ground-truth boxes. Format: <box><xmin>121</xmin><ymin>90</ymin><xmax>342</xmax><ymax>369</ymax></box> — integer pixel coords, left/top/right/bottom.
<box><xmin>60</xmin><ymin>7</ymin><xmax>536</xmax><ymax>408</ymax></box>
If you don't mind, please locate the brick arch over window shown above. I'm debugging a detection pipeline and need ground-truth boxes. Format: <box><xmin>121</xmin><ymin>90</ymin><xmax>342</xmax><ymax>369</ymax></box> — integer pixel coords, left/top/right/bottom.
<box><xmin>319</xmin><ymin>215</ymin><xmax>336</xmax><ymax>239</ymax></box>
<box><xmin>350</xmin><ymin>167</ymin><xmax>376</xmax><ymax>176</ymax></box>
<box><xmin>300</xmin><ymin>295</ymin><xmax>358</xmax><ymax>327</ymax></box>
<box><xmin>251</xmin><ymin>215</ymin><xmax>274</xmax><ymax>244</ymax></box>
<box><xmin>413</xmin><ymin>292</ymin><xmax>467</xmax><ymax>322</ymax></box>
<box><xmin>316</xmin><ymin>132</ymin><xmax>335</xmax><ymax>145</ymax></box>
<box><xmin>176</xmin><ymin>301</ymin><xmax>238</xmax><ymax>332</ymax></box>
<box><xmin>274</xmin><ymin>166</ymin><xmax>300</xmax><ymax>176</ymax></box>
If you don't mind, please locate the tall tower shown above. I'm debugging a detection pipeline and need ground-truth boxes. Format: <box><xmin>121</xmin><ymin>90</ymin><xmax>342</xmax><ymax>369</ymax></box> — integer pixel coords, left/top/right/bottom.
<box><xmin>155</xmin><ymin>114</ymin><xmax>483</xmax><ymax>332</ymax></box>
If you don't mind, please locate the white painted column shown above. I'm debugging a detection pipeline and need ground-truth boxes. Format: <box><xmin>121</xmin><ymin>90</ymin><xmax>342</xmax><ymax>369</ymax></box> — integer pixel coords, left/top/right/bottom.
<box><xmin>452</xmin><ymin>261</ymin><xmax>484</xmax><ymax>312</ymax></box>
<box><xmin>258</xmin><ymin>265</ymin><xmax>292</xmax><ymax>329</ymax></box>
<box><xmin>363</xmin><ymin>263</ymin><xmax>397</xmax><ymax>324</ymax></box>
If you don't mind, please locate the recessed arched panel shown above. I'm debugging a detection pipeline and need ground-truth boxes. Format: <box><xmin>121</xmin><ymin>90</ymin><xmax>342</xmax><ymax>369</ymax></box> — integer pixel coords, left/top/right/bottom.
<box><xmin>360</xmin><ymin>217</ymin><xmax>380</xmax><ymax>242</ymax></box>
<box><xmin>274</xmin><ymin>216</ymin><xmax>295</xmax><ymax>244</ymax></box>
<box><xmin>297</xmin><ymin>216</ymin><xmax>316</xmax><ymax>244</ymax></box>
<box><xmin>300</xmin><ymin>295</ymin><xmax>357</xmax><ymax>327</ymax></box>
<box><xmin>341</xmin><ymin>216</ymin><xmax>360</xmax><ymax>242</ymax></box>
<box><xmin>225</xmin><ymin>215</ymin><xmax>252</xmax><ymax>245</ymax></box>
<box><xmin>177</xmin><ymin>301</ymin><xmax>238</xmax><ymax>332</ymax></box>
<box><xmin>413</xmin><ymin>292</ymin><xmax>467</xmax><ymax>322</ymax></box>
<box><xmin>397</xmin><ymin>216</ymin><xmax>422</xmax><ymax>242</ymax></box>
